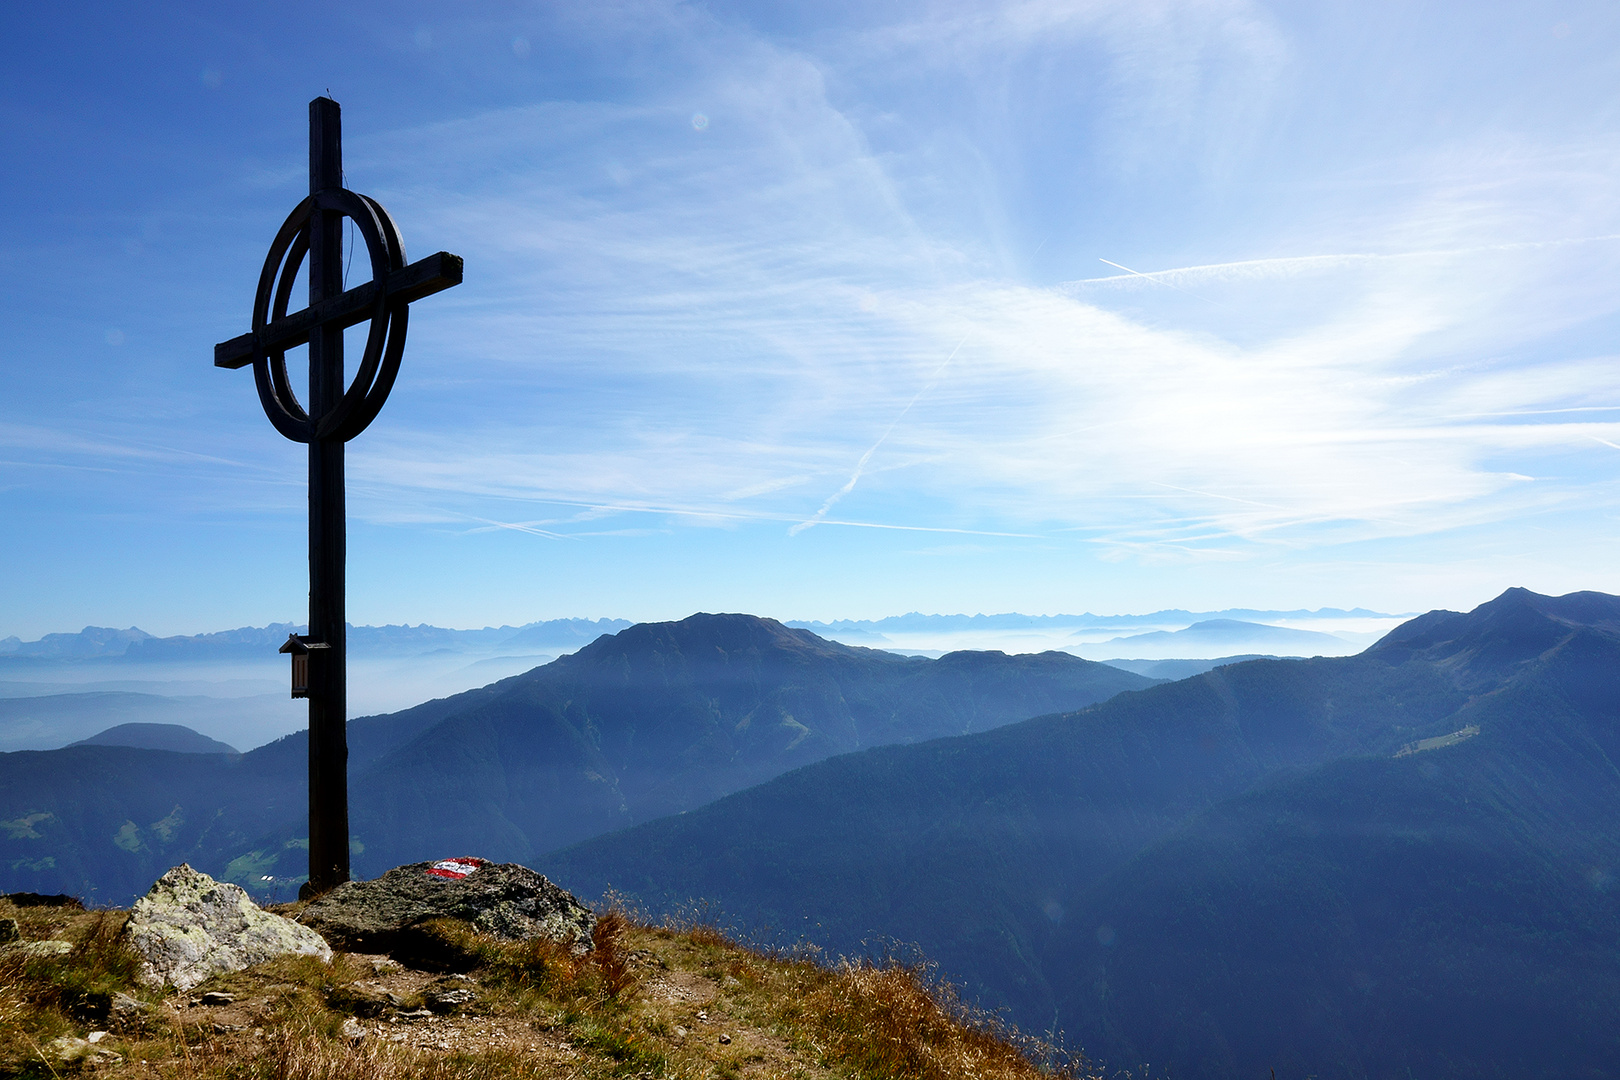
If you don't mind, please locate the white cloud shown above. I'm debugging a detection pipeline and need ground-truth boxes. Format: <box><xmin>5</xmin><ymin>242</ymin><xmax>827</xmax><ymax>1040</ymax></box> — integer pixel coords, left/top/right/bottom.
<box><xmin>297</xmin><ymin>1</ymin><xmax>1620</xmax><ymax>571</ymax></box>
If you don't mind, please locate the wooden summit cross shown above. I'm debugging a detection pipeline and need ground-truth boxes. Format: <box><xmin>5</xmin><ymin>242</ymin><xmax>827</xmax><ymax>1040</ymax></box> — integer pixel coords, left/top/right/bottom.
<box><xmin>215</xmin><ymin>98</ymin><xmax>463</xmax><ymax>897</ymax></box>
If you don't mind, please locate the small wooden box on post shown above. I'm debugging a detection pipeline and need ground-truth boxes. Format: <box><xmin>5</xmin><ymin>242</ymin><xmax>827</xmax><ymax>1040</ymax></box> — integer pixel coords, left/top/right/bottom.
<box><xmin>215</xmin><ymin>97</ymin><xmax>463</xmax><ymax>898</ymax></box>
<box><xmin>278</xmin><ymin>634</ymin><xmax>330</xmax><ymax>699</ymax></box>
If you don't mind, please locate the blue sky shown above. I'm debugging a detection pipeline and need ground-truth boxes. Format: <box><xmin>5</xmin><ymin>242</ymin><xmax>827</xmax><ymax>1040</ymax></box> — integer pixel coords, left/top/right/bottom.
<box><xmin>5</xmin><ymin>0</ymin><xmax>1620</xmax><ymax>638</ymax></box>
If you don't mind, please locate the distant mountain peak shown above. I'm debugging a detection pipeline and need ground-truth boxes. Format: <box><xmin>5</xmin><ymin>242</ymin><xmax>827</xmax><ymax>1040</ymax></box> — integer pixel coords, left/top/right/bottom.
<box><xmin>1369</xmin><ymin>587</ymin><xmax>1620</xmax><ymax>682</ymax></box>
<box><xmin>564</xmin><ymin>612</ymin><xmax>891</xmax><ymax>668</ymax></box>
<box><xmin>69</xmin><ymin>722</ymin><xmax>239</xmax><ymax>755</ymax></box>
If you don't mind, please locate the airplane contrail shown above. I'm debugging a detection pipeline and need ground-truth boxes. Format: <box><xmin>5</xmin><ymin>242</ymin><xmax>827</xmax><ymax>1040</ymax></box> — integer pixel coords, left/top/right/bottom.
<box><xmin>790</xmin><ymin>334</ymin><xmax>969</xmax><ymax>536</ymax></box>
<box><xmin>1069</xmin><ymin>233</ymin><xmax>1620</xmax><ymax>290</ymax></box>
<box><xmin>1098</xmin><ymin>258</ymin><xmax>1228</xmax><ymax>307</ymax></box>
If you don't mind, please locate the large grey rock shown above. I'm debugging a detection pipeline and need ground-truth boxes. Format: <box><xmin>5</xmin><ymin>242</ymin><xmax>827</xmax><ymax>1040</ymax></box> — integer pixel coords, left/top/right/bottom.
<box><xmin>299</xmin><ymin>858</ymin><xmax>594</xmax><ymax>954</ymax></box>
<box><xmin>124</xmin><ymin>864</ymin><xmax>332</xmax><ymax>991</ymax></box>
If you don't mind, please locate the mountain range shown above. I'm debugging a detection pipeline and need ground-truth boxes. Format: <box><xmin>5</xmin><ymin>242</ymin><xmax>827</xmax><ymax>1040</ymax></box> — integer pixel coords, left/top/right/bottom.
<box><xmin>4</xmin><ymin>589</ymin><xmax>1615</xmax><ymax>1078</ymax></box>
<box><xmin>789</xmin><ymin>607</ymin><xmax>1395</xmax><ymax>635</ymax></box>
<box><xmin>0</xmin><ymin>617</ymin><xmax>632</xmax><ymax>663</ymax></box>
<box><xmin>0</xmin><ymin>614</ymin><xmax>1150</xmax><ymax>903</ymax></box>
<box><xmin>544</xmin><ymin>588</ymin><xmax>1620</xmax><ymax>1079</ymax></box>
<box><xmin>0</xmin><ymin>618</ymin><xmax>636</xmax><ymax>748</ymax></box>
<box><xmin>1087</xmin><ymin>617</ymin><xmax>1355</xmax><ymax>657</ymax></box>
<box><xmin>1</xmin><ymin>609</ymin><xmax>1395</xmax><ymax>747</ymax></box>
<box><xmin>790</xmin><ymin>608</ymin><xmax>1400</xmax><ymax>658</ymax></box>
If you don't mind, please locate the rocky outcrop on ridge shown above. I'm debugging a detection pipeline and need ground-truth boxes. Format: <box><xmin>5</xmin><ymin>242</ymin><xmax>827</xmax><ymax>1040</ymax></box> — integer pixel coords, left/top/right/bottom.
<box><xmin>124</xmin><ymin>864</ymin><xmax>331</xmax><ymax>990</ymax></box>
<box><xmin>299</xmin><ymin>858</ymin><xmax>594</xmax><ymax>955</ymax></box>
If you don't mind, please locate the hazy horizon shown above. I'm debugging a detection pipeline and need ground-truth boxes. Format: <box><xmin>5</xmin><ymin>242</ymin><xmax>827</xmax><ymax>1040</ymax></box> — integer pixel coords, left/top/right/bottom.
<box><xmin>1</xmin><ymin>601</ymin><xmax>1414</xmax><ymax>744</ymax></box>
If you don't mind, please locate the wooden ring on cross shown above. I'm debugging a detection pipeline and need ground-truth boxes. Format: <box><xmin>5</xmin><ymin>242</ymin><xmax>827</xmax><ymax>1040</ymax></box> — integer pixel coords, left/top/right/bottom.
<box><xmin>249</xmin><ymin>189</ymin><xmax>410</xmax><ymax>443</ymax></box>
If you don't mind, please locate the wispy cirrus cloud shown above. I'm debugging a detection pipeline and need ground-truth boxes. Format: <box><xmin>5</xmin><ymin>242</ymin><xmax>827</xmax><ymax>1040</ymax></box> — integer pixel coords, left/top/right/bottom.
<box><xmin>319</xmin><ymin>21</ymin><xmax>1620</xmax><ymax>562</ymax></box>
<box><xmin>10</xmin><ymin>0</ymin><xmax>1620</xmax><ymax>632</ymax></box>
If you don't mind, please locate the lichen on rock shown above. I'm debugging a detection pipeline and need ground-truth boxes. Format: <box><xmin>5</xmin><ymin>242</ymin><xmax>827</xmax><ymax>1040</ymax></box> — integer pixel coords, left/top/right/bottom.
<box><xmin>298</xmin><ymin>858</ymin><xmax>594</xmax><ymax>955</ymax></box>
<box><xmin>124</xmin><ymin>864</ymin><xmax>332</xmax><ymax>991</ymax></box>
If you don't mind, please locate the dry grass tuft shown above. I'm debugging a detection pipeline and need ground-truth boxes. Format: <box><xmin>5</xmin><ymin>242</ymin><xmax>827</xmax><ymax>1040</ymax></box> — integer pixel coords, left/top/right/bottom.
<box><xmin>683</xmin><ymin>924</ymin><xmax>733</xmax><ymax>949</ymax></box>
<box><xmin>590</xmin><ymin>910</ymin><xmax>635</xmax><ymax>999</ymax></box>
<box><xmin>802</xmin><ymin>960</ymin><xmax>1082</xmax><ymax>1080</ymax></box>
<box><xmin>0</xmin><ymin>905</ymin><xmax>151</xmax><ymax>1075</ymax></box>
<box><xmin>10</xmin><ymin>911</ymin><xmax>141</xmax><ymax>1020</ymax></box>
<box><xmin>478</xmin><ymin>931</ymin><xmax>583</xmax><ymax>995</ymax></box>
<box><xmin>173</xmin><ymin>1019</ymin><xmax>558</xmax><ymax>1080</ymax></box>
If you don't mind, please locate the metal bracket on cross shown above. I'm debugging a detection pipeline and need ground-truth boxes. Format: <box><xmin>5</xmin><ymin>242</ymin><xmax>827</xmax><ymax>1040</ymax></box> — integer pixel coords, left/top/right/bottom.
<box><xmin>213</xmin><ymin>181</ymin><xmax>462</xmax><ymax>442</ymax></box>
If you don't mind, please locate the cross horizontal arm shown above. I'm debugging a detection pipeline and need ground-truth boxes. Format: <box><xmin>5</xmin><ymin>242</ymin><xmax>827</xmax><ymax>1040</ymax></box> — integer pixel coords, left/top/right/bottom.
<box><xmin>214</xmin><ymin>251</ymin><xmax>464</xmax><ymax>369</ymax></box>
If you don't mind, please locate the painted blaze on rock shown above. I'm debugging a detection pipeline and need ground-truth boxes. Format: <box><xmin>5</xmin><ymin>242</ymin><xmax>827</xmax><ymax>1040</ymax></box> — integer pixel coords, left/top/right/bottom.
<box><xmin>298</xmin><ymin>858</ymin><xmax>595</xmax><ymax>954</ymax></box>
<box><xmin>426</xmin><ymin>857</ymin><xmax>485</xmax><ymax>880</ymax></box>
<box><xmin>124</xmin><ymin>864</ymin><xmax>332</xmax><ymax>991</ymax></box>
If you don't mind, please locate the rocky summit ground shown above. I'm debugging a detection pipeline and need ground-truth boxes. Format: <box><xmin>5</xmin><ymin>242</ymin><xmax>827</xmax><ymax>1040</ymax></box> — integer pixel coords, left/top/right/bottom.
<box><xmin>0</xmin><ymin>894</ymin><xmax>1100</xmax><ymax>1080</ymax></box>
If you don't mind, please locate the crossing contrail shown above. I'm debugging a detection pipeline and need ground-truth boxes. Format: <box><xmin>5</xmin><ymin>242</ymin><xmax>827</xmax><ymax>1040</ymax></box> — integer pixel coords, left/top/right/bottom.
<box><xmin>790</xmin><ymin>334</ymin><xmax>969</xmax><ymax>536</ymax></box>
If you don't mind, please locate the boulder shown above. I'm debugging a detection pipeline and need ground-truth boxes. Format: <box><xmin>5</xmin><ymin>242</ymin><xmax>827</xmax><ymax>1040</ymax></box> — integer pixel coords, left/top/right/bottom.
<box><xmin>299</xmin><ymin>858</ymin><xmax>594</xmax><ymax>955</ymax></box>
<box><xmin>124</xmin><ymin>864</ymin><xmax>332</xmax><ymax>991</ymax></box>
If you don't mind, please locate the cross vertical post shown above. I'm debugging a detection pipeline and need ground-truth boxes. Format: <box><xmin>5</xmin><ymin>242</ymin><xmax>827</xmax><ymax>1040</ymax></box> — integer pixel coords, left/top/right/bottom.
<box><xmin>306</xmin><ymin>98</ymin><xmax>349</xmax><ymax>896</ymax></box>
<box><xmin>215</xmin><ymin>97</ymin><xmax>461</xmax><ymax>896</ymax></box>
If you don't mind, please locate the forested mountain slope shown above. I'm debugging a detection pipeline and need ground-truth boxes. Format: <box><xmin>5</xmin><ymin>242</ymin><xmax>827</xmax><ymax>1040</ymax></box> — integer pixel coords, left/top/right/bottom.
<box><xmin>546</xmin><ymin>589</ymin><xmax>1620</xmax><ymax>1080</ymax></box>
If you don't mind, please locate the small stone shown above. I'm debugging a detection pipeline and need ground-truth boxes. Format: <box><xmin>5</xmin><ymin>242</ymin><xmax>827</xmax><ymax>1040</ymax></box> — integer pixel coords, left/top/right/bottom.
<box><xmin>425</xmin><ymin>986</ymin><xmax>476</xmax><ymax>1012</ymax></box>
<box><xmin>0</xmin><ymin>918</ymin><xmax>17</xmax><ymax>943</ymax></box>
<box><xmin>327</xmin><ymin>983</ymin><xmax>392</xmax><ymax>1017</ymax></box>
<box><xmin>718</xmin><ymin>1033</ymin><xmax>732</xmax><ymax>1044</ymax></box>
<box><xmin>341</xmin><ymin>1018</ymin><xmax>366</xmax><ymax>1041</ymax></box>
<box><xmin>398</xmin><ymin>1009</ymin><xmax>435</xmax><ymax>1021</ymax></box>
<box><xmin>675</xmin><ymin>1026</ymin><xmax>688</xmax><ymax>1038</ymax></box>
<box><xmin>47</xmin><ymin>1036</ymin><xmax>92</xmax><ymax>1065</ymax></box>
<box><xmin>86</xmin><ymin>1032</ymin><xmax>109</xmax><ymax>1045</ymax></box>
<box><xmin>200</xmin><ymin>991</ymin><xmax>236</xmax><ymax>1006</ymax></box>
<box><xmin>110</xmin><ymin>992</ymin><xmax>150</xmax><ymax>1034</ymax></box>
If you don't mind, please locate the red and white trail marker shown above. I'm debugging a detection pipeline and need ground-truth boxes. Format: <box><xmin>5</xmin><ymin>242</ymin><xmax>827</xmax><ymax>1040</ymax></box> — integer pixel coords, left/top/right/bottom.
<box><xmin>425</xmin><ymin>858</ymin><xmax>487</xmax><ymax>881</ymax></box>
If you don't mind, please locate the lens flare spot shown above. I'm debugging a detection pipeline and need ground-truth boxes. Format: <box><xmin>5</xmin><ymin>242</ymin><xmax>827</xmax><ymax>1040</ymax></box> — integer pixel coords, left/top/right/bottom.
<box><xmin>691</xmin><ymin>113</ymin><xmax>709</xmax><ymax>131</ymax></box>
